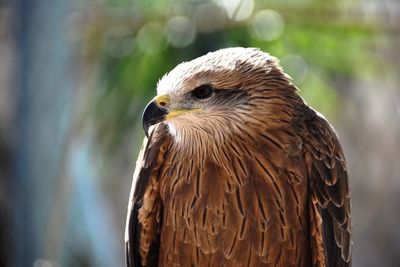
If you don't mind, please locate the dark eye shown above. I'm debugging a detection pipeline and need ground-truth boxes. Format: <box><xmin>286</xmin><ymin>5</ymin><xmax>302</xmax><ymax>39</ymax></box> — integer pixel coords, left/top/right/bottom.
<box><xmin>191</xmin><ymin>84</ymin><xmax>213</xmax><ymax>99</ymax></box>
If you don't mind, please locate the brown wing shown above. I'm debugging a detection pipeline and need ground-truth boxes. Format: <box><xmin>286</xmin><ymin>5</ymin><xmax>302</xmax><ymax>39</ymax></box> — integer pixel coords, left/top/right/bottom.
<box><xmin>125</xmin><ymin>124</ymin><xmax>171</xmax><ymax>267</ymax></box>
<box><xmin>304</xmin><ymin>112</ymin><xmax>352</xmax><ymax>267</ymax></box>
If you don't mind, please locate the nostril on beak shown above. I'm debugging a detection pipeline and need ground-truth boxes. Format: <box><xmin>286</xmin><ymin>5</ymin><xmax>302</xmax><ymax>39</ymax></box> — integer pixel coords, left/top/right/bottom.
<box><xmin>155</xmin><ymin>94</ymin><xmax>170</xmax><ymax>109</ymax></box>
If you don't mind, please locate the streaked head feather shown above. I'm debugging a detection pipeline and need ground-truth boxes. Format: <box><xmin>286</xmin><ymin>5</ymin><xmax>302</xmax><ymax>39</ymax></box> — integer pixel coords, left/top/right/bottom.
<box><xmin>155</xmin><ymin>47</ymin><xmax>297</xmax><ymax>156</ymax></box>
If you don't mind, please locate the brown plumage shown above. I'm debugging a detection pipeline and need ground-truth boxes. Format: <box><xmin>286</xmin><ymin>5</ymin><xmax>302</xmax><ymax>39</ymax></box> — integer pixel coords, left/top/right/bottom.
<box><xmin>125</xmin><ymin>48</ymin><xmax>352</xmax><ymax>267</ymax></box>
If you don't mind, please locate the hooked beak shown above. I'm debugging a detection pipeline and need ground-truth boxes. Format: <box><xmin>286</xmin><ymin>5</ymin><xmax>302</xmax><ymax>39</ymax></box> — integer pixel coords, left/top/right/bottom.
<box><xmin>142</xmin><ymin>97</ymin><xmax>169</xmax><ymax>137</ymax></box>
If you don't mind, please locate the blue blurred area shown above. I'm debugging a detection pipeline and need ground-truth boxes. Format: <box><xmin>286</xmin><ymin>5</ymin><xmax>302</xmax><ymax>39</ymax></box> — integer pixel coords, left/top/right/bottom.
<box><xmin>13</xmin><ymin>0</ymin><xmax>77</xmax><ymax>265</ymax></box>
<box><xmin>4</xmin><ymin>0</ymin><xmax>124</xmax><ymax>266</ymax></box>
<box><xmin>0</xmin><ymin>0</ymin><xmax>399</xmax><ymax>267</ymax></box>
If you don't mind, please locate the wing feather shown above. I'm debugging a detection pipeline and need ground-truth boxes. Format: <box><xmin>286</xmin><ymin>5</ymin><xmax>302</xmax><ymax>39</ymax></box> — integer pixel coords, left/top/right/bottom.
<box><xmin>125</xmin><ymin>124</ymin><xmax>171</xmax><ymax>267</ymax></box>
<box><xmin>305</xmin><ymin>113</ymin><xmax>352</xmax><ymax>267</ymax></box>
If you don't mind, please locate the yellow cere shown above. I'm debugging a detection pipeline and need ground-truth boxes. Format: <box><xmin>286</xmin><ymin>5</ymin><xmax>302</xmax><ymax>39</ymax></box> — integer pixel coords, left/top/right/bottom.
<box><xmin>155</xmin><ymin>94</ymin><xmax>171</xmax><ymax>107</ymax></box>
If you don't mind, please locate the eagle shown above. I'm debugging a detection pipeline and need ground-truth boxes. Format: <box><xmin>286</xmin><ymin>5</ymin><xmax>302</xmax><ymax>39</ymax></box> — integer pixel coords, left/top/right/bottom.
<box><xmin>125</xmin><ymin>47</ymin><xmax>352</xmax><ymax>267</ymax></box>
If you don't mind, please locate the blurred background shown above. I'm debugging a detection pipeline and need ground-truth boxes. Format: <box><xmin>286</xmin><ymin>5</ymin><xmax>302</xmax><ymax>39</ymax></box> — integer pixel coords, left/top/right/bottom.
<box><xmin>0</xmin><ymin>0</ymin><xmax>399</xmax><ymax>266</ymax></box>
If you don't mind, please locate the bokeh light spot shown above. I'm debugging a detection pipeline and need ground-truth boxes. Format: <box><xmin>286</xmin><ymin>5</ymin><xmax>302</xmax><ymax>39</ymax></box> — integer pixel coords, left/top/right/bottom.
<box><xmin>136</xmin><ymin>22</ymin><xmax>165</xmax><ymax>54</ymax></box>
<box><xmin>33</xmin><ymin>259</ymin><xmax>61</xmax><ymax>267</ymax></box>
<box><xmin>165</xmin><ymin>16</ymin><xmax>196</xmax><ymax>48</ymax></box>
<box><xmin>250</xmin><ymin>9</ymin><xmax>284</xmax><ymax>41</ymax></box>
<box><xmin>280</xmin><ymin>54</ymin><xmax>309</xmax><ymax>84</ymax></box>
<box><xmin>221</xmin><ymin>0</ymin><xmax>254</xmax><ymax>21</ymax></box>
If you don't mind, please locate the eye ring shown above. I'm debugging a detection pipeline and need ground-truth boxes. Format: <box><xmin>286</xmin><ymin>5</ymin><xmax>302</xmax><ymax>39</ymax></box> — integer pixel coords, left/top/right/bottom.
<box><xmin>191</xmin><ymin>84</ymin><xmax>214</xmax><ymax>99</ymax></box>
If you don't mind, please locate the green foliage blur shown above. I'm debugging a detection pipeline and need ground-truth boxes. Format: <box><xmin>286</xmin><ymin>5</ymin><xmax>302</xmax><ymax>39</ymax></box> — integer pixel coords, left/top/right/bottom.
<box><xmin>89</xmin><ymin>0</ymin><xmax>385</xmax><ymax>152</ymax></box>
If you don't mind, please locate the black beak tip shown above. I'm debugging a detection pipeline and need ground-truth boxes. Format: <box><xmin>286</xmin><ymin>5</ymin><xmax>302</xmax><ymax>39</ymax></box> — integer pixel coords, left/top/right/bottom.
<box><xmin>142</xmin><ymin>100</ymin><xmax>168</xmax><ymax>138</ymax></box>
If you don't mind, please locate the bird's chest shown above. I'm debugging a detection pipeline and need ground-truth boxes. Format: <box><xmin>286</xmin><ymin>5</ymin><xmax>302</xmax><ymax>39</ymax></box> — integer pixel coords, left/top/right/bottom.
<box><xmin>157</xmin><ymin>150</ymin><xmax>310</xmax><ymax>266</ymax></box>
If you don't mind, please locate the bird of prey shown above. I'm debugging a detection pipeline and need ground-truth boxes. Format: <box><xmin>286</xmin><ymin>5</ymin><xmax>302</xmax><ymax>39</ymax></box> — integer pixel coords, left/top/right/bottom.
<box><xmin>125</xmin><ymin>47</ymin><xmax>351</xmax><ymax>267</ymax></box>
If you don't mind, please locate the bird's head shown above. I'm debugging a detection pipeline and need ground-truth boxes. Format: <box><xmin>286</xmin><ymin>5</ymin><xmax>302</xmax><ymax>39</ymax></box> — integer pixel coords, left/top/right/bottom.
<box><xmin>142</xmin><ymin>47</ymin><xmax>299</xmax><ymax>149</ymax></box>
